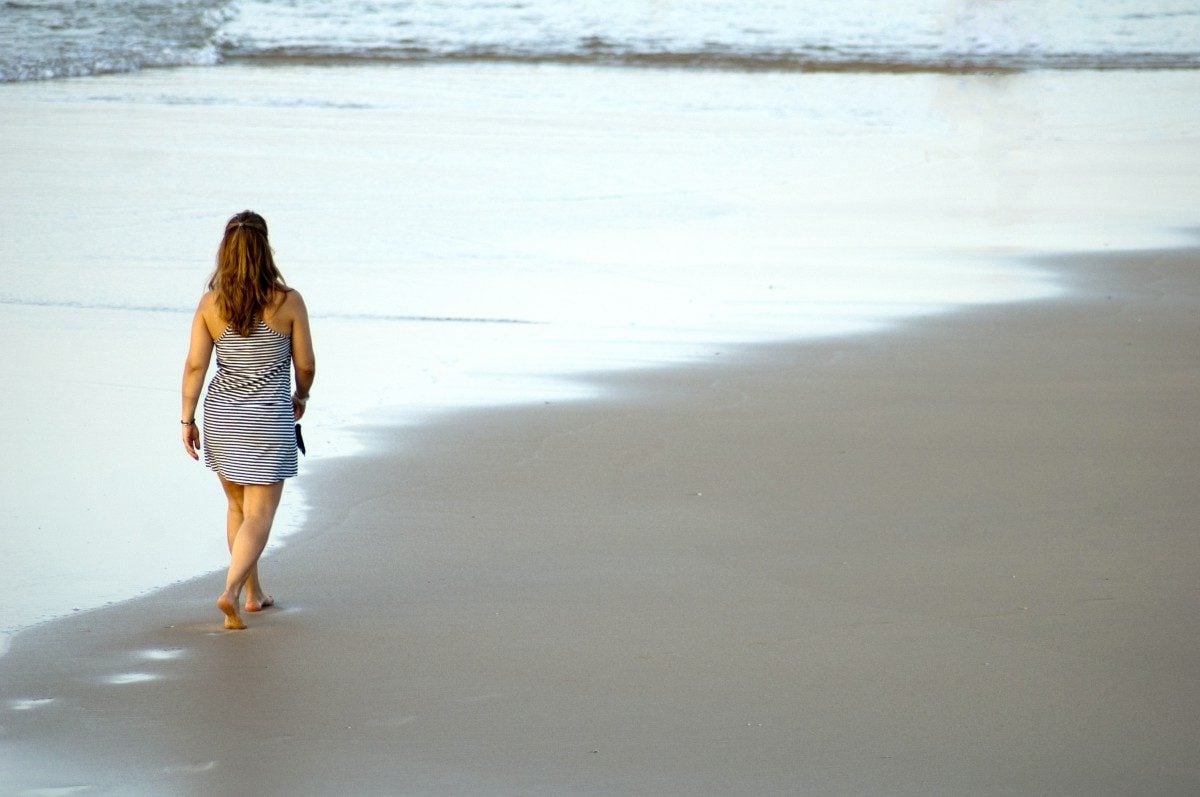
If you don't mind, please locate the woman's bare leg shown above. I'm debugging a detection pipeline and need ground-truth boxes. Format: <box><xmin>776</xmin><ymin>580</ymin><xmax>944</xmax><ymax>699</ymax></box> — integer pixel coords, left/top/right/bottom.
<box><xmin>217</xmin><ymin>480</ymin><xmax>284</xmax><ymax>630</ymax></box>
<box><xmin>218</xmin><ymin>476</ymin><xmax>274</xmax><ymax>613</ymax></box>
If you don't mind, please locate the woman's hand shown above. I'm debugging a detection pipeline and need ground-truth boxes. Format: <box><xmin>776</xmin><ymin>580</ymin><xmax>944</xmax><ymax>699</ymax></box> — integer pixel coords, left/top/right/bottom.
<box><xmin>183</xmin><ymin>421</ymin><xmax>201</xmax><ymax>460</ymax></box>
<box><xmin>292</xmin><ymin>394</ymin><xmax>307</xmax><ymax>421</ymax></box>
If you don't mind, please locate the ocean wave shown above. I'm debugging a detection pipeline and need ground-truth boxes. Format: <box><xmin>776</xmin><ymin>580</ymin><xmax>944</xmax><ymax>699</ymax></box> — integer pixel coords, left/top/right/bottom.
<box><xmin>0</xmin><ymin>48</ymin><xmax>223</xmax><ymax>84</ymax></box>
<box><xmin>3</xmin><ymin>0</ymin><xmax>1199</xmax><ymax>84</ymax></box>
<box><xmin>0</xmin><ymin>0</ymin><xmax>231</xmax><ymax>83</ymax></box>
<box><xmin>219</xmin><ymin>45</ymin><xmax>1200</xmax><ymax>74</ymax></box>
<box><xmin>7</xmin><ymin>45</ymin><xmax>1199</xmax><ymax>84</ymax></box>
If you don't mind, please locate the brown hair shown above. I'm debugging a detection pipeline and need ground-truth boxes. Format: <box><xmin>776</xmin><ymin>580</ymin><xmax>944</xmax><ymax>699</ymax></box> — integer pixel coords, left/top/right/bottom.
<box><xmin>208</xmin><ymin>210</ymin><xmax>287</xmax><ymax>336</ymax></box>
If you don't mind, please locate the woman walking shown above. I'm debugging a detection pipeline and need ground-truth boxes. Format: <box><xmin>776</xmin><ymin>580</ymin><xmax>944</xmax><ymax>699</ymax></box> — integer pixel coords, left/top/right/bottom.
<box><xmin>180</xmin><ymin>211</ymin><xmax>315</xmax><ymax>630</ymax></box>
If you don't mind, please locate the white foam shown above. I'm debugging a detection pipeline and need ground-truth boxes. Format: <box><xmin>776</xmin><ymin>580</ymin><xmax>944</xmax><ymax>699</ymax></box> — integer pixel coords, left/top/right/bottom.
<box><xmin>102</xmin><ymin>672</ymin><xmax>159</xmax><ymax>685</ymax></box>
<box><xmin>9</xmin><ymin>698</ymin><xmax>55</xmax><ymax>711</ymax></box>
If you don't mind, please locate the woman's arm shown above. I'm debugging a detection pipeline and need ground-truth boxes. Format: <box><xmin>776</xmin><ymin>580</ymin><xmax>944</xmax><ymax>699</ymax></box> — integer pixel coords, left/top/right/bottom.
<box><xmin>288</xmin><ymin>290</ymin><xmax>316</xmax><ymax>421</ymax></box>
<box><xmin>181</xmin><ymin>299</ymin><xmax>215</xmax><ymax>460</ymax></box>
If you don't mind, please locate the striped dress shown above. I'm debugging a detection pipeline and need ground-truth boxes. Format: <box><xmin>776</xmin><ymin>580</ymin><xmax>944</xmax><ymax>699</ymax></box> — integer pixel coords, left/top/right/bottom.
<box><xmin>202</xmin><ymin>321</ymin><xmax>298</xmax><ymax>485</ymax></box>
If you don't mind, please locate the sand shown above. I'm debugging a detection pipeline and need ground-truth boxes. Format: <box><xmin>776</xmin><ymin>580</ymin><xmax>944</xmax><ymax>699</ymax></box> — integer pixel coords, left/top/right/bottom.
<box><xmin>3</xmin><ymin>61</ymin><xmax>1199</xmax><ymax>794</ymax></box>
<box><xmin>2</xmin><ymin>243</ymin><xmax>1198</xmax><ymax>794</ymax></box>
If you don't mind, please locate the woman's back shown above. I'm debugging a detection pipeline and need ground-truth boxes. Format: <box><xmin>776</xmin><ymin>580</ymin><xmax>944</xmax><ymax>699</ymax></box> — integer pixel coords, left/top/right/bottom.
<box><xmin>202</xmin><ymin>308</ymin><xmax>298</xmax><ymax>485</ymax></box>
<box><xmin>208</xmin><ymin>320</ymin><xmax>293</xmax><ymax>403</ymax></box>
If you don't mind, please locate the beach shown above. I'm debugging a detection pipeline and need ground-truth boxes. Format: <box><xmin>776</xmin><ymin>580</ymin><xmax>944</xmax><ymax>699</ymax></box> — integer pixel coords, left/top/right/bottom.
<box><xmin>2</xmin><ymin>61</ymin><xmax>1104</xmax><ymax>645</ymax></box>
<box><xmin>1</xmin><ymin>53</ymin><xmax>1199</xmax><ymax>793</ymax></box>
<box><xmin>2</xmin><ymin>240</ymin><xmax>1199</xmax><ymax>793</ymax></box>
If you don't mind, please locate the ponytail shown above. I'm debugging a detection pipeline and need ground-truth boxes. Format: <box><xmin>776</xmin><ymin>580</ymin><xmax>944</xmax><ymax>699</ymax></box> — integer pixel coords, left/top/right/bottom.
<box><xmin>207</xmin><ymin>211</ymin><xmax>286</xmax><ymax>336</ymax></box>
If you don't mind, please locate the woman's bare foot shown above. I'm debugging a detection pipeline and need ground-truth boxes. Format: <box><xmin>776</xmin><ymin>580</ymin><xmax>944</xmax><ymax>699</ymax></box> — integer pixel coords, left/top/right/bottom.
<box><xmin>217</xmin><ymin>593</ymin><xmax>246</xmax><ymax>630</ymax></box>
<box><xmin>245</xmin><ymin>593</ymin><xmax>274</xmax><ymax>612</ymax></box>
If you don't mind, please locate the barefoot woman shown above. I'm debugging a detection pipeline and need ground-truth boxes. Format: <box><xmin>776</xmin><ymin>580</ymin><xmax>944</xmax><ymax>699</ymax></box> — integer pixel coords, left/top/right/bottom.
<box><xmin>180</xmin><ymin>211</ymin><xmax>316</xmax><ymax>630</ymax></box>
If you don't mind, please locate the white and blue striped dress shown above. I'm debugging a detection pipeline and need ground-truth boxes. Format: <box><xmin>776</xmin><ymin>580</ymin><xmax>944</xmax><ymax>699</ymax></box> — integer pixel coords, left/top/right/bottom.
<box><xmin>202</xmin><ymin>321</ymin><xmax>297</xmax><ymax>485</ymax></box>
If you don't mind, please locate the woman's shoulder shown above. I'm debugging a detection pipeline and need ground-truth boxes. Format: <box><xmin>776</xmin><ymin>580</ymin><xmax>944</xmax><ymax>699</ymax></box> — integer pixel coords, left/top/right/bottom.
<box><xmin>275</xmin><ymin>286</ymin><xmax>307</xmax><ymax>313</ymax></box>
<box><xmin>264</xmin><ymin>286</ymin><xmax>307</xmax><ymax>328</ymax></box>
<box><xmin>194</xmin><ymin>291</ymin><xmax>226</xmax><ymax>338</ymax></box>
<box><xmin>196</xmin><ymin>290</ymin><xmax>219</xmax><ymax>316</ymax></box>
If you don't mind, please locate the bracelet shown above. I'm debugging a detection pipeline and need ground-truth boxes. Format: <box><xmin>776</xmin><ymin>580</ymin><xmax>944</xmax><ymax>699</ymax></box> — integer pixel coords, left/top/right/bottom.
<box><xmin>181</xmin><ymin>419</ymin><xmax>196</xmax><ymax>426</ymax></box>
<box><xmin>293</xmin><ymin>392</ymin><xmax>309</xmax><ymax>406</ymax></box>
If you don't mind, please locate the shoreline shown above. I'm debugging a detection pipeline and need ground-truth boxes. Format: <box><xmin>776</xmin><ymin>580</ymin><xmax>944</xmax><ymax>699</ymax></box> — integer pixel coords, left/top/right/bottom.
<box><xmin>7</xmin><ymin>60</ymin><xmax>1122</xmax><ymax>646</ymax></box>
<box><xmin>3</xmin><ymin>244</ymin><xmax>1198</xmax><ymax>793</ymax></box>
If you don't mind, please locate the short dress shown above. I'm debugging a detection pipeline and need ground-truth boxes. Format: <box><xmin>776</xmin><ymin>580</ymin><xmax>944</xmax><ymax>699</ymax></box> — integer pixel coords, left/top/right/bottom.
<box><xmin>202</xmin><ymin>321</ymin><xmax>298</xmax><ymax>485</ymax></box>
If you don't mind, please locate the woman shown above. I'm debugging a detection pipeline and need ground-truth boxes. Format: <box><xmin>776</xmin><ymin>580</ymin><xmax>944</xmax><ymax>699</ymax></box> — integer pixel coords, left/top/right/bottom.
<box><xmin>181</xmin><ymin>211</ymin><xmax>316</xmax><ymax>630</ymax></box>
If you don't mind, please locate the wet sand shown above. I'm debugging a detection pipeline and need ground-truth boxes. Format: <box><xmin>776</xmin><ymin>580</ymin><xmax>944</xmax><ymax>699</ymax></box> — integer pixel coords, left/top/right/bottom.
<box><xmin>2</xmin><ymin>244</ymin><xmax>1198</xmax><ymax>794</ymax></box>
